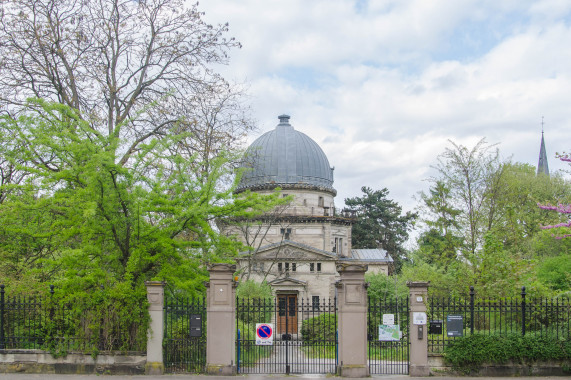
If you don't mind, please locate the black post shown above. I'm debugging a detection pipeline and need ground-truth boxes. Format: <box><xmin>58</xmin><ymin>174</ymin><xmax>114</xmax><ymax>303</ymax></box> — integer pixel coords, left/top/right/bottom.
<box><xmin>285</xmin><ymin>298</ymin><xmax>290</xmax><ymax>375</ymax></box>
<box><xmin>521</xmin><ymin>286</ymin><xmax>526</xmax><ymax>336</ymax></box>
<box><xmin>470</xmin><ymin>286</ymin><xmax>475</xmax><ymax>335</ymax></box>
<box><xmin>1</xmin><ymin>284</ymin><xmax>5</xmax><ymax>349</ymax></box>
<box><xmin>49</xmin><ymin>285</ymin><xmax>55</xmax><ymax>320</ymax></box>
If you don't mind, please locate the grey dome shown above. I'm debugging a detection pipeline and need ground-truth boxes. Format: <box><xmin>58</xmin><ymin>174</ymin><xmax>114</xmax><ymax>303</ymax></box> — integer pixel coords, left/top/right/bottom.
<box><xmin>236</xmin><ymin>115</ymin><xmax>335</xmax><ymax>195</ymax></box>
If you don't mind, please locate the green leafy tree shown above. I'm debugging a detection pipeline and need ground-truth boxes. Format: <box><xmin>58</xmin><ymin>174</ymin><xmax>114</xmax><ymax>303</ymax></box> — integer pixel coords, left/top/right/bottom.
<box><xmin>0</xmin><ymin>100</ymin><xmax>282</xmax><ymax>297</ymax></box>
<box><xmin>365</xmin><ymin>273</ymin><xmax>409</xmax><ymax>300</ymax></box>
<box><xmin>416</xmin><ymin>181</ymin><xmax>463</xmax><ymax>269</ymax></box>
<box><xmin>536</xmin><ymin>254</ymin><xmax>571</xmax><ymax>293</ymax></box>
<box><xmin>431</xmin><ymin>138</ymin><xmax>504</xmax><ymax>262</ymax></box>
<box><xmin>489</xmin><ymin>163</ymin><xmax>571</xmax><ymax>255</ymax></box>
<box><xmin>345</xmin><ymin>186</ymin><xmax>417</xmax><ymax>272</ymax></box>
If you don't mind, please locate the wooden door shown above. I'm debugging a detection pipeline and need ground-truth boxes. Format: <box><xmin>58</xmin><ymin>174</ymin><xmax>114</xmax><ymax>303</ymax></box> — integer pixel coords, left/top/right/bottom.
<box><xmin>277</xmin><ymin>294</ymin><xmax>297</xmax><ymax>334</ymax></box>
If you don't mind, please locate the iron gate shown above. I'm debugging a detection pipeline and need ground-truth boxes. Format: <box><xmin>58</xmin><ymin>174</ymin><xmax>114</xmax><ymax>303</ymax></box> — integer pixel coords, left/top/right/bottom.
<box><xmin>163</xmin><ymin>296</ymin><xmax>206</xmax><ymax>373</ymax></box>
<box><xmin>236</xmin><ymin>296</ymin><xmax>337</xmax><ymax>374</ymax></box>
<box><xmin>367</xmin><ymin>296</ymin><xmax>409</xmax><ymax>374</ymax></box>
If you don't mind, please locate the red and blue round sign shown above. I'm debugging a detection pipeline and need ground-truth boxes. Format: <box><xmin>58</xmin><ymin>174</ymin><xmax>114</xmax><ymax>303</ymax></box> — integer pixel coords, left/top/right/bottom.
<box><xmin>255</xmin><ymin>323</ymin><xmax>274</xmax><ymax>345</ymax></box>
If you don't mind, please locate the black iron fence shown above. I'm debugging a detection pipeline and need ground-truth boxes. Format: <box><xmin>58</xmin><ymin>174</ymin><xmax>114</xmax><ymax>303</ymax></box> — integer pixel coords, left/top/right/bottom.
<box><xmin>427</xmin><ymin>286</ymin><xmax>571</xmax><ymax>353</ymax></box>
<box><xmin>163</xmin><ymin>296</ymin><xmax>206</xmax><ymax>373</ymax></box>
<box><xmin>0</xmin><ymin>284</ymin><xmax>146</xmax><ymax>352</ymax></box>
<box><xmin>236</xmin><ymin>297</ymin><xmax>337</xmax><ymax>374</ymax></box>
<box><xmin>367</xmin><ymin>296</ymin><xmax>409</xmax><ymax>374</ymax></box>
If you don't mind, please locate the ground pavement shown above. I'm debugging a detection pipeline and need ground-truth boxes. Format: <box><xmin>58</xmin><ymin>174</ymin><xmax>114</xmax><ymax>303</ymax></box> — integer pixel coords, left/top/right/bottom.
<box><xmin>0</xmin><ymin>375</ymin><xmax>568</xmax><ymax>380</ymax></box>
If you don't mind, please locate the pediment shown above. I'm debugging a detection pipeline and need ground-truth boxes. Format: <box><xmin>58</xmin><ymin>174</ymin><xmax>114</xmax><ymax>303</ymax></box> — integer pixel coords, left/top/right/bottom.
<box><xmin>253</xmin><ymin>241</ymin><xmax>336</xmax><ymax>261</ymax></box>
<box><xmin>268</xmin><ymin>277</ymin><xmax>307</xmax><ymax>286</ymax></box>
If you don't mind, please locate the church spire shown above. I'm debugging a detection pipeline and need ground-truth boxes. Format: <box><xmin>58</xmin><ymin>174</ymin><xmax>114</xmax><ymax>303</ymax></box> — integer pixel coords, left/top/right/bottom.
<box><xmin>537</xmin><ymin>117</ymin><xmax>549</xmax><ymax>176</ymax></box>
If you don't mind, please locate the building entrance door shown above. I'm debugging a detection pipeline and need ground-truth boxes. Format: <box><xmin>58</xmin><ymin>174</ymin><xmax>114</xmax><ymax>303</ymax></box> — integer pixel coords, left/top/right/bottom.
<box><xmin>277</xmin><ymin>294</ymin><xmax>297</xmax><ymax>334</ymax></box>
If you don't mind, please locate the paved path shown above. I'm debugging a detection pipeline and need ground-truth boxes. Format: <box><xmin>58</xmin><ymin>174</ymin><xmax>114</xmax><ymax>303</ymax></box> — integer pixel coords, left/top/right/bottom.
<box><xmin>0</xmin><ymin>375</ymin><xmax>567</xmax><ymax>380</ymax></box>
<box><xmin>239</xmin><ymin>340</ymin><xmax>336</xmax><ymax>374</ymax></box>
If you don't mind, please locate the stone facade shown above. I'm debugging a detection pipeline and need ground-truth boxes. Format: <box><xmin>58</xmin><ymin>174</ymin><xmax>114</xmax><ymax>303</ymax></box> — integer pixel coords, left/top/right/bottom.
<box><xmin>223</xmin><ymin>115</ymin><xmax>392</xmax><ymax>301</ymax></box>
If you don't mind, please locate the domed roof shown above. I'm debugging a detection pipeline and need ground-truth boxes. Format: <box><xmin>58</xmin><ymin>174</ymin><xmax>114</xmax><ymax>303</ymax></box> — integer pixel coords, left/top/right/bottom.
<box><xmin>236</xmin><ymin>115</ymin><xmax>335</xmax><ymax>195</ymax></box>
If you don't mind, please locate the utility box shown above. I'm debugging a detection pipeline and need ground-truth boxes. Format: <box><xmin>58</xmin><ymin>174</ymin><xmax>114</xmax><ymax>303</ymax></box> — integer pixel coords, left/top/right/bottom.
<box><xmin>429</xmin><ymin>320</ymin><xmax>443</xmax><ymax>334</ymax></box>
<box><xmin>190</xmin><ymin>314</ymin><xmax>202</xmax><ymax>337</ymax></box>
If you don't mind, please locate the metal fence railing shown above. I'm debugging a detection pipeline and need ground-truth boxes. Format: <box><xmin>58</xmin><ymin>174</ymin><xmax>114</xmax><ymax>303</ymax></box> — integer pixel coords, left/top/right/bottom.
<box><xmin>163</xmin><ymin>296</ymin><xmax>206</xmax><ymax>373</ymax></box>
<box><xmin>0</xmin><ymin>284</ymin><xmax>146</xmax><ymax>352</ymax></box>
<box><xmin>427</xmin><ymin>286</ymin><xmax>571</xmax><ymax>353</ymax></box>
<box><xmin>236</xmin><ymin>297</ymin><xmax>337</xmax><ymax>375</ymax></box>
<box><xmin>367</xmin><ymin>296</ymin><xmax>409</xmax><ymax>375</ymax></box>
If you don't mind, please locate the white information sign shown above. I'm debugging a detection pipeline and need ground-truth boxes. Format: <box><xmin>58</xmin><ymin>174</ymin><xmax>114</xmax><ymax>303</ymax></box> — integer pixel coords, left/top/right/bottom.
<box><xmin>378</xmin><ymin>324</ymin><xmax>401</xmax><ymax>341</ymax></box>
<box><xmin>255</xmin><ymin>323</ymin><xmax>274</xmax><ymax>345</ymax></box>
<box><xmin>382</xmin><ymin>314</ymin><xmax>395</xmax><ymax>325</ymax></box>
<box><xmin>413</xmin><ymin>312</ymin><xmax>427</xmax><ymax>325</ymax></box>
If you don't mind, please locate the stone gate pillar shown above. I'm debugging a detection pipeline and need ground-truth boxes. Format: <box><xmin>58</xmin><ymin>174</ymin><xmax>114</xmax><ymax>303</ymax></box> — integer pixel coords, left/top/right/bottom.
<box><xmin>145</xmin><ymin>281</ymin><xmax>165</xmax><ymax>375</ymax></box>
<box><xmin>206</xmin><ymin>263</ymin><xmax>237</xmax><ymax>375</ymax></box>
<box><xmin>336</xmin><ymin>263</ymin><xmax>369</xmax><ymax>377</ymax></box>
<box><xmin>407</xmin><ymin>281</ymin><xmax>430</xmax><ymax>377</ymax></box>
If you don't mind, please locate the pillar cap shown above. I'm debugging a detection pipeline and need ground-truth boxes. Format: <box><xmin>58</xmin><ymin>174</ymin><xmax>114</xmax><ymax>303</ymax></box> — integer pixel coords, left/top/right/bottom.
<box><xmin>207</xmin><ymin>263</ymin><xmax>237</xmax><ymax>272</ymax></box>
<box><xmin>144</xmin><ymin>281</ymin><xmax>166</xmax><ymax>287</ymax></box>
<box><xmin>406</xmin><ymin>281</ymin><xmax>430</xmax><ymax>288</ymax></box>
<box><xmin>336</xmin><ymin>263</ymin><xmax>368</xmax><ymax>273</ymax></box>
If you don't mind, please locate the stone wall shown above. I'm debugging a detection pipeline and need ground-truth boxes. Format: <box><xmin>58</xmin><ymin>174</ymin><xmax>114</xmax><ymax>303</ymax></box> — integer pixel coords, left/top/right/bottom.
<box><xmin>0</xmin><ymin>350</ymin><xmax>145</xmax><ymax>375</ymax></box>
<box><xmin>429</xmin><ymin>354</ymin><xmax>571</xmax><ymax>377</ymax></box>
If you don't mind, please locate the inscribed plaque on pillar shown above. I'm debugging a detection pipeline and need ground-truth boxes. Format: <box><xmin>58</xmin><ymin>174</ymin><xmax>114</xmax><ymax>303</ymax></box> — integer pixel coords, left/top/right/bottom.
<box><xmin>413</xmin><ymin>312</ymin><xmax>427</xmax><ymax>325</ymax></box>
<box><xmin>345</xmin><ymin>284</ymin><xmax>361</xmax><ymax>303</ymax></box>
<box><xmin>214</xmin><ymin>283</ymin><xmax>229</xmax><ymax>303</ymax></box>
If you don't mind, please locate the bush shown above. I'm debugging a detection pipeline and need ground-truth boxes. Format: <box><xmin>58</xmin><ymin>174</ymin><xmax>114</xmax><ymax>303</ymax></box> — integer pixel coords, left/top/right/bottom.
<box><xmin>301</xmin><ymin>313</ymin><xmax>337</xmax><ymax>343</ymax></box>
<box><xmin>444</xmin><ymin>333</ymin><xmax>571</xmax><ymax>371</ymax></box>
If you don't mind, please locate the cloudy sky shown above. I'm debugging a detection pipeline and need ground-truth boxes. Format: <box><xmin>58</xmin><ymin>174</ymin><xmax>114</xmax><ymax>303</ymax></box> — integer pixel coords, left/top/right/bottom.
<box><xmin>200</xmin><ymin>0</ymin><xmax>571</xmax><ymax>215</ymax></box>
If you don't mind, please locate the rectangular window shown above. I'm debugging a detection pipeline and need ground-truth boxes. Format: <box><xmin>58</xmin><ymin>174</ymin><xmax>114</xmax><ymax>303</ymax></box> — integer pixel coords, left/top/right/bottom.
<box><xmin>310</xmin><ymin>263</ymin><xmax>315</xmax><ymax>272</ymax></box>
<box><xmin>285</xmin><ymin>262</ymin><xmax>290</xmax><ymax>272</ymax></box>
<box><xmin>318</xmin><ymin>196</ymin><xmax>324</xmax><ymax>207</ymax></box>
<box><xmin>317</xmin><ymin>263</ymin><xmax>322</xmax><ymax>272</ymax></box>
<box><xmin>292</xmin><ymin>263</ymin><xmax>296</xmax><ymax>272</ymax></box>
<box><xmin>312</xmin><ymin>296</ymin><xmax>320</xmax><ymax>311</ymax></box>
<box><xmin>278</xmin><ymin>263</ymin><xmax>282</xmax><ymax>272</ymax></box>
<box><xmin>280</xmin><ymin>228</ymin><xmax>291</xmax><ymax>240</ymax></box>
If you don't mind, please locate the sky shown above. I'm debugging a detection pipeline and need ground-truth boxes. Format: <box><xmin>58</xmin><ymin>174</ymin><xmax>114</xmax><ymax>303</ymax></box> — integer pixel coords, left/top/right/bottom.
<box><xmin>199</xmin><ymin>0</ymin><xmax>571</xmax><ymax>216</ymax></box>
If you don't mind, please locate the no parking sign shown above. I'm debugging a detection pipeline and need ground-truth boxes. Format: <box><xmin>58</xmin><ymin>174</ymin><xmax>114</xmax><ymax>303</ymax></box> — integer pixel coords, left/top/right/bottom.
<box><xmin>255</xmin><ymin>323</ymin><xmax>274</xmax><ymax>345</ymax></box>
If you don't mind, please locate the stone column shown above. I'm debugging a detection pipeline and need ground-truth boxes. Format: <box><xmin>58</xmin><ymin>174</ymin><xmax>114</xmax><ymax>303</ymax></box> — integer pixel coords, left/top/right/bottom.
<box><xmin>407</xmin><ymin>281</ymin><xmax>430</xmax><ymax>377</ymax></box>
<box><xmin>336</xmin><ymin>263</ymin><xmax>369</xmax><ymax>378</ymax></box>
<box><xmin>206</xmin><ymin>263</ymin><xmax>237</xmax><ymax>375</ymax></box>
<box><xmin>145</xmin><ymin>281</ymin><xmax>165</xmax><ymax>375</ymax></box>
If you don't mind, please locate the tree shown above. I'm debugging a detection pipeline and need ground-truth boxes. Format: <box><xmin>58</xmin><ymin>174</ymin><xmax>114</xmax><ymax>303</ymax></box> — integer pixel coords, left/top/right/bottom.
<box><xmin>431</xmin><ymin>138</ymin><xmax>505</xmax><ymax>262</ymax></box>
<box><xmin>0</xmin><ymin>100</ymin><xmax>279</xmax><ymax>297</ymax></box>
<box><xmin>0</xmin><ymin>0</ymin><xmax>249</xmax><ymax>172</ymax></box>
<box><xmin>345</xmin><ymin>186</ymin><xmax>417</xmax><ymax>272</ymax></box>
<box><xmin>490</xmin><ymin>163</ymin><xmax>571</xmax><ymax>254</ymax></box>
<box><xmin>538</xmin><ymin>153</ymin><xmax>571</xmax><ymax>239</ymax></box>
<box><xmin>416</xmin><ymin>181</ymin><xmax>463</xmax><ymax>269</ymax></box>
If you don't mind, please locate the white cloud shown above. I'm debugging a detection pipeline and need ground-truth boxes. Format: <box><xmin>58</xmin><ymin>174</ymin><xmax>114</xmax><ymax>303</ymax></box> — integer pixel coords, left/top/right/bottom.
<box><xmin>199</xmin><ymin>0</ymin><xmax>571</xmax><ymax>217</ymax></box>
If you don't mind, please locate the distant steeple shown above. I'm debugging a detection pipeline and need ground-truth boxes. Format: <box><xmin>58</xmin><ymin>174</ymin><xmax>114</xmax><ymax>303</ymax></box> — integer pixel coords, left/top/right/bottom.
<box><xmin>537</xmin><ymin>117</ymin><xmax>549</xmax><ymax>176</ymax></box>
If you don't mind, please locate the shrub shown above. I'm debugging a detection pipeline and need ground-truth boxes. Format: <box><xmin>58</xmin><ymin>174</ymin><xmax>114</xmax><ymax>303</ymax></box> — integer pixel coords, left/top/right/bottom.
<box><xmin>301</xmin><ymin>313</ymin><xmax>337</xmax><ymax>343</ymax></box>
<box><xmin>444</xmin><ymin>333</ymin><xmax>571</xmax><ymax>371</ymax></box>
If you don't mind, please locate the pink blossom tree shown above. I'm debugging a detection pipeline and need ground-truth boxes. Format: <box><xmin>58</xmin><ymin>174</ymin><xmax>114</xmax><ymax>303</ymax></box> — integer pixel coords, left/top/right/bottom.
<box><xmin>538</xmin><ymin>154</ymin><xmax>571</xmax><ymax>239</ymax></box>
